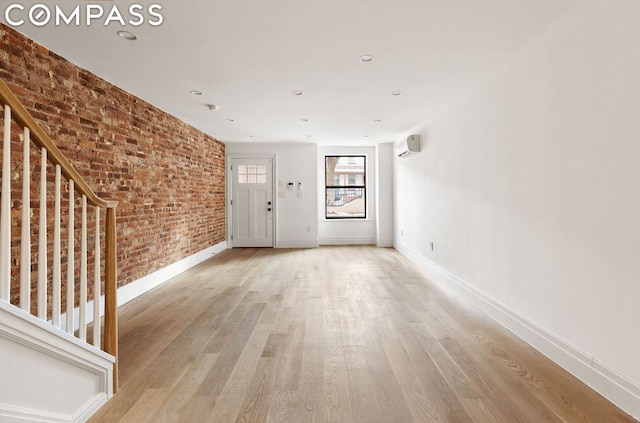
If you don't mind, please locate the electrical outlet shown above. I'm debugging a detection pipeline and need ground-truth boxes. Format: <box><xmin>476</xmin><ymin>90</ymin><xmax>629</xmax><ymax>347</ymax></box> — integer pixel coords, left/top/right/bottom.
<box><xmin>306</xmin><ymin>226</ymin><xmax>311</xmax><ymax>233</ymax></box>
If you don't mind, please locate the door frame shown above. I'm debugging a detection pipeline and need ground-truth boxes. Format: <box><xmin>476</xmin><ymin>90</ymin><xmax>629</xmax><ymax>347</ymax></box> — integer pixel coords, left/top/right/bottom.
<box><xmin>226</xmin><ymin>153</ymin><xmax>277</xmax><ymax>248</ymax></box>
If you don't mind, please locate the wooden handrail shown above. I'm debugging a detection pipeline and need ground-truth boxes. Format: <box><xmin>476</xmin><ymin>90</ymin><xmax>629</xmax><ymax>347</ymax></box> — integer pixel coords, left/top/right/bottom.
<box><xmin>0</xmin><ymin>78</ymin><xmax>117</xmax><ymax>209</ymax></box>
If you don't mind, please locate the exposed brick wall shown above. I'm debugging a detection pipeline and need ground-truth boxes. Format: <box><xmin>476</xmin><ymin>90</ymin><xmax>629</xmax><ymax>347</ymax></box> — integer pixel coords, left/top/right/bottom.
<box><xmin>0</xmin><ymin>24</ymin><xmax>225</xmax><ymax>310</ymax></box>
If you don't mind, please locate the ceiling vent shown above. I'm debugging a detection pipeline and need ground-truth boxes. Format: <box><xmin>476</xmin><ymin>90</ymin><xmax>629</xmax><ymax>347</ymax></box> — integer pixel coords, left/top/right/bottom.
<box><xmin>395</xmin><ymin>134</ymin><xmax>420</xmax><ymax>158</ymax></box>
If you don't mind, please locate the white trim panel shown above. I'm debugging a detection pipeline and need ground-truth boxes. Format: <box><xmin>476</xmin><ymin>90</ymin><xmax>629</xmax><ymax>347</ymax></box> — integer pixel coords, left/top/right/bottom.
<box><xmin>394</xmin><ymin>241</ymin><xmax>640</xmax><ymax>420</ymax></box>
<box><xmin>0</xmin><ymin>301</ymin><xmax>114</xmax><ymax>423</ymax></box>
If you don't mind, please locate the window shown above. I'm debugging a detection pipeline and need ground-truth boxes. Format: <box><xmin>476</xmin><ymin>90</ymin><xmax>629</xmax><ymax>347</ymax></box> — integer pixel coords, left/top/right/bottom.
<box><xmin>237</xmin><ymin>164</ymin><xmax>267</xmax><ymax>184</ymax></box>
<box><xmin>325</xmin><ymin>155</ymin><xmax>366</xmax><ymax>219</ymax></box>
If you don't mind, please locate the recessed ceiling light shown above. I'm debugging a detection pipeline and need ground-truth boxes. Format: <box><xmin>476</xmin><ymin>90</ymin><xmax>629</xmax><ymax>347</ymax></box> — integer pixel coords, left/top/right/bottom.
<box><xmin>117</xmin><ymin>31</ymin><xmax>137</xmax><ymax>41</ymax></box>
<box><xmin>300</xmin><ymin>118</ymin><xmax>309</xmax><ymax>122</ymax></box>
<box><xmin>364</xmin><ymin>135</ymin><xmax>370</xmax><ymax>138</ymax></box>
<box><xmin>291</xmin><ymin>90</ymin><xmax>303</xmax><ymax>96</ymax></box>
<box><xmin>206</xmin><ymin>104</ymin><xmax>219</xmax><ymax>111</ymax></box>
<box><xmin>359</xmin><ymin>55</ymin><xmax>375</xmax><ymax>63</ymax></box>
<box><xmin>374</xmin><ymin>119</ymin><xmax>382</xmax><ymax>122</ymax></box>
<box><xmin>391</xmin><ymin>91</ymin><xmax>402</xmax><ymax>96</ymax></box>
<box><xmin>190</xmin><ymin>90</ymin><xmax>203</xmax><ymax>96</ymax></box>
<box><xmin>246</xmin><ymin>135</ymin><xmax>253</xmax><ymax>138</ymax></box>
<box><xmin>306</xmin><ymin>135</ymin><xmax>312</xmax><ymax>138</ymax></box>
<box><xmin>225</xmin><ymin>118</ymin><xmax>234</xmax><ymax>122</ymax></box>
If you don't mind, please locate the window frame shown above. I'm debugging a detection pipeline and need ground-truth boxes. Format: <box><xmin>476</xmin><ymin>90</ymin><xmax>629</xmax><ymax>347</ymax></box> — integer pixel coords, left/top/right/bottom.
<box><xmin>324</xmin><ymin>155</ymin><xmax>367</xmax><ymax>220</ymax></box>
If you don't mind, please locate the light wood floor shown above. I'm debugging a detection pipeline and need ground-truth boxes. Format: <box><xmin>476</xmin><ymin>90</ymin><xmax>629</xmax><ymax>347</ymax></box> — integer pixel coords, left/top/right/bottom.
<box><xmin>89</xmin><ymin>246</ymin><xmax>634</xmax><ymax>423</ymax></box>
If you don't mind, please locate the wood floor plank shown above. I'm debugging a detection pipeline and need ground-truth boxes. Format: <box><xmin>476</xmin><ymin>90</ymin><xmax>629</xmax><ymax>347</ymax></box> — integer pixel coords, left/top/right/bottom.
<box><xmin>381</xmin><ymin>336</ymin><xmax>444</xmax><ymax>422</ymax></box>
<box><xmin>437</xmin><ymin>335</ymin><xmax>535</xmax><ymax>423</ymax></box>
<box><xmin>235</xmin><ymin>357</ymin><xmax>278</xmax><ymax>423</ymax></box>
<box><xmin>149</xmin><ymin>353</ymin><xmax>220</xmax><ymax>422</ymax></box>
<box><xmin>207</xmin><ymin>323</ymin><xmax>271</xmax><ymax>423</ymax></box>
<box><xmin>280</xmin><ymin>324</ymin><xmax>306</xmax><ymax>391</ymax></box>
<box><xmin>299</xmin><ymin>298</ymin><xmax>325</xmax><ymax>393</ymax></box>
<box><xmin>203</xmin><ymin>291</ymin><xmax>261</xmax><ymax>354</ymax></box>
<box><xmin>343</xmin><ymin>345</ymin><xmax>384</xmax><ymax>423</ymax></box>
<box><xmin>117</xmin><ymin>388</ymin><xmax>172</xmax><ymax>423</ymax></box>
<box><xmin>398</xmin><ymin>323</ymin><xmax>476</xmax><ymax>423</ymax></box>
<box><xmin>364</xmin><ymin>336</ymin><xmax>414</xmax><ymax>422</ymax></box>
<box><xmin>267</xmin><ymin>390</ymin><xmax>324</xmax><ymax>423</ymax></box>
<box><xmin>323</xmin><ymin>314</ymin><xmax>355</xmax><ymax>423</ymax></box>
<box><xmin>198</xmin><ymin>302</ymin><xmax>266</xmax><ymax>398</ymax></box>
<box><xmin>89</xmin><ymin>246</ymin><xmax>636</xmax><ymax>423</ymax></box>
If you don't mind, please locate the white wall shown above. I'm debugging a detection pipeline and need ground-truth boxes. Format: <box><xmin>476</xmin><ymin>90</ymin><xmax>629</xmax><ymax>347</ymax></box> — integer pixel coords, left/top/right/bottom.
<box><xmin>318</xmin><ymin>146</ymin><xmax>377</xmax><ymax>245</ymax></box>
<box><xmin>226</xmin><ymin>143</ymin><xmax>319</xmax><ymax>248</ymax></box>
<box><xmin>393</xmin><ymin>0</ymin><xmax>640</xmax><ymax>416</ymax></box>
<box><xmin>376</xmin><ymin>143</ymin><xmax>393</xmax><ymax>247</ymax></box>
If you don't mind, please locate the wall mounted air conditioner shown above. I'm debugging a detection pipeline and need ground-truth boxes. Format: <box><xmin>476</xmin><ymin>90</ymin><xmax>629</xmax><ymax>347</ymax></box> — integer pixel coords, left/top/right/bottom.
<box><xmin>395</xmin><ymin>134</ymin><xmax>420</xmax><ymax>158</ymax></box>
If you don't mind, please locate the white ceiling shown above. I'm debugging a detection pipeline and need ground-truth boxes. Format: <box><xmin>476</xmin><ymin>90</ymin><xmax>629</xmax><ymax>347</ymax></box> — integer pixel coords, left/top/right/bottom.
<box><xmin>3</xmin><ymin>0</ymin><xmax>581</xmax><ymax>145</ymax></box>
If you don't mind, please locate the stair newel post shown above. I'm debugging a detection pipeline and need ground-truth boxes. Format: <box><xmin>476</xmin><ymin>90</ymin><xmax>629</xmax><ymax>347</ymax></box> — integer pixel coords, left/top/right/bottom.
<box><xmin>104</xmin><ymin>206</ymin><xmax>118</xmax><ymax>393</ymax></box>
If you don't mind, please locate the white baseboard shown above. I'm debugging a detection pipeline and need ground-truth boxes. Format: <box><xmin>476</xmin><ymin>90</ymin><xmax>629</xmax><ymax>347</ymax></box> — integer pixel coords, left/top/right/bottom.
<box><xmin>319</xmin><ymin>237</ymin><xmax>376</xmax><ymax>245</ymax></box>
<box><xmin>275</xmin><ymin>240</ymin><xmax>319</xmax><ymax>249</ymax></box>
<box><xmin>60</xmin><ymin>241</ymin><xmax>227</xmax><ymax>332</ymax></box>
<box><xmin>376</xmin><ymin>238</ymin><xmax>393</xmax><ymax>248</ymax></box>
<box><xmin>394</xmin><ymin>241</ymin><xmax>640</xmax><ymax>420</ymax></box>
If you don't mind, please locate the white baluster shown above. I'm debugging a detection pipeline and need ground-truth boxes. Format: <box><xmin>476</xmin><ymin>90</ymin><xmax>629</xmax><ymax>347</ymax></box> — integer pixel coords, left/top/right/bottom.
<box><xmin>20</xmin><ymin>127</ymin><xmax>31</xmax><ymax>311</ymax></box>
<box><xmin>0</xmin><ymin>105</ymin><xmax>11</xmax><ymax>301</ymax></box>
<box><xmin>66</xmin><ymin>180</ymin><xmax>74</xmax><ymax>334</ymax></box>
<box><xmin>52</xmin><ymin>164</ymin><xmax>61</xmax><ymax>327</ymax></box>
<box><xmin>38</xmin><ymin>148</ymin><xmax>47</xmax><ymax>319</ymax></box>
<box><xmin>93</xmin><ymin>206</ymin><xmax>101</xmax><ymax>348</ymax></box>
<box><xmin>79</xmin><ymin>195</ymin><xmax>87</xmax><ymax>341</ymax></box>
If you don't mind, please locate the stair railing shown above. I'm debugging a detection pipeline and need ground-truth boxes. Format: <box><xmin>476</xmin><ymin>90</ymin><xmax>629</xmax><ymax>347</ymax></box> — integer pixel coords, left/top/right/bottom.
<box><xmin>0</xmin><ymin>78</ymin><xmax>119</xmax><ymax>392</ymax></box>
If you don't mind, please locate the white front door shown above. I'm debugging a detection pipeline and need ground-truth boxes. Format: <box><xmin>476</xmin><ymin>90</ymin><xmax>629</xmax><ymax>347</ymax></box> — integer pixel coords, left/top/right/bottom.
<box><xmin>231</xmin><ymin>158</ymin><xmax>274</xmax><ymax>247</ymax></box>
